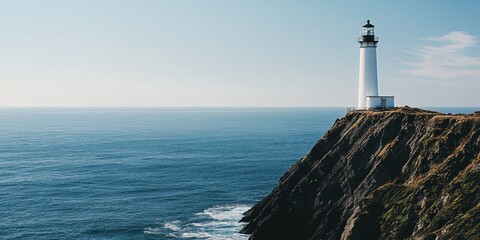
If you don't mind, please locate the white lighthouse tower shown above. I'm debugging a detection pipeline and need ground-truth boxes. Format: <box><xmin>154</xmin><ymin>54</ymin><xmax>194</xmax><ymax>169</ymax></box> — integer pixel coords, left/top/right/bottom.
<box><xmin>357</xmin><ymin>20</ymin><xmax>394</xmax><ymax>110</ymax></box>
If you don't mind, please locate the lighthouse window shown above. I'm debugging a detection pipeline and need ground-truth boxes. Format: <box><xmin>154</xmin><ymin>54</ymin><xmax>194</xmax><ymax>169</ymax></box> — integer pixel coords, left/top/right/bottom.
<box><xmin>363</xmin><ymin>27</ymin><xmax>374</xmax><ymax>36</ymax></box>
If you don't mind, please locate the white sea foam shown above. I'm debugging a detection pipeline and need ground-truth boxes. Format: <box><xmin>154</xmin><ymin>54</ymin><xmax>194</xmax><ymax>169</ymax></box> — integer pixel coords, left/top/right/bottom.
<box><xmin>191</xmin><ymin>221</ymin><xmax>231</xmax><ymax>227</ymax></box>
<box><xmin>143</xmin><ymin>227</ymin><xmax>162</xmax><ymax>235</ymax></box>
<box><xmin>181</xmin><ymin>231</ymin><xmax>248</xmax><ymax>240</ymax></box>
<box><xmin>181</xmin><ymin>232</ymin><xmax>214</xmax><ymax>238</ymax></box>
<box><xmin>196</xmin><ymin>204</ymin><xmax>251</xmax><ymax>221</ymax></box>
<box><xmin>164</xmin><ymin>220</ymin><xmax>181</xmax><ymax>231</ymax></box>
<box><xmin>148</xmin><ymin>204</ymin><xmax>251</xmax><ymax>239</ymax></box>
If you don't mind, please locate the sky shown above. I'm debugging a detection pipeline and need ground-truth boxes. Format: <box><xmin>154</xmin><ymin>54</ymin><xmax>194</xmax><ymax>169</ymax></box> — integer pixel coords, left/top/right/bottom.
<box><xmin>1</xmin><ymin>0</ymin><xmax>480</xmax><ymax>107</ymax></box>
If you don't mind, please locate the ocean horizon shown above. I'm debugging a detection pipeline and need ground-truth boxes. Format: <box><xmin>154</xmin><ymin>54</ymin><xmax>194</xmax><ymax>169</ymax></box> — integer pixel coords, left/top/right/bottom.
<box><xmin>1</xmin><ymin>107</ymin><xmax>477</xmax><ymax>239</ymax></box>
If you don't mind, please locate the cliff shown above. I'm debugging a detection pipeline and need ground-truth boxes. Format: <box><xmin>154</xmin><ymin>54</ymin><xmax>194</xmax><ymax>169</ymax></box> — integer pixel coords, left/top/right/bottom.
<box><xmin>240</xmin><ymin>107</ymin><xmax>480</xmax><ymax>240</ymax></box>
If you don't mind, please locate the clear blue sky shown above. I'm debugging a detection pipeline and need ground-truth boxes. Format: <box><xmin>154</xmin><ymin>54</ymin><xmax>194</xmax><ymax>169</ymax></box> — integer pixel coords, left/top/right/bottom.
<box><xmin>1</xmin><ymin>0</ymin><xmax>479</xmax><ymax>107</ymax></box>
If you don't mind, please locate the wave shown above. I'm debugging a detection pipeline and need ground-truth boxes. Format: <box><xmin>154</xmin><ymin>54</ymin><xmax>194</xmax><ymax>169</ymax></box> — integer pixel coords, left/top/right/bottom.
<box><xmin>143</xmin><ymin>227</ymin><xmax>162</xmax><ymax>235</ymax></box>
<box><xmin>164</xmin><ymin>220</ymin><xmax>181</xmax><ymax>232</ymax></box>
<box><xmin>144</xmin><ymin>204</ymin><xmax>250</xmax><ymax>239</ymax></box>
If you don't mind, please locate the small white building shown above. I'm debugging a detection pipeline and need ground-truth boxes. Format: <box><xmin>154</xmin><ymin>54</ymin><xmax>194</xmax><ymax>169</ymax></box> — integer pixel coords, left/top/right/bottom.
<box><xmin>357</xmin><ymin>20</ymin><xmax>394</xmax><ymax>110</ymax></box>
<box><xmin>366</xmin><ymin>96</ymin><xmax>394</xmax><ymax>109</ymax></box>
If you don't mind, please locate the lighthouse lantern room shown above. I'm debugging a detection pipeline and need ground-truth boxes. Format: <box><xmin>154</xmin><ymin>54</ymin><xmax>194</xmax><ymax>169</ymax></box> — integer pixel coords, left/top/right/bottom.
<box><xmin>357</xmin><ymin>20</ymin><xmax>394</xmax><ymax>110</ymax></box>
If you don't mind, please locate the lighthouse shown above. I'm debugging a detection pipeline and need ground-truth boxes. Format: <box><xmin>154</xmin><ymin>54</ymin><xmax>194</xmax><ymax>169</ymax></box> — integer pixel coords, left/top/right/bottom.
<box><xmin>357</xmin><ymin>20</ymin><xmax>394</xmax><ymax>110</ymax></box>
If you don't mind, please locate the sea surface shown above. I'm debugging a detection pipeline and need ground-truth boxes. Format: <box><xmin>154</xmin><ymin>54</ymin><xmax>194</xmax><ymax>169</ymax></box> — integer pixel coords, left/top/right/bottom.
<box><xmin>0</xmin><ymin>107</ymin><xmax>477</xmax><ymax>239</ymax></box>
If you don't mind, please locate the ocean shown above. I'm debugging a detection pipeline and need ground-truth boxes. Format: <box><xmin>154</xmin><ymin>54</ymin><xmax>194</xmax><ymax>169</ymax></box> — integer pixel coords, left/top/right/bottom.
<box><xmin>0</xmin><ymin>107</ymin><xmax>477</xmax><ymax>239</ymax></box>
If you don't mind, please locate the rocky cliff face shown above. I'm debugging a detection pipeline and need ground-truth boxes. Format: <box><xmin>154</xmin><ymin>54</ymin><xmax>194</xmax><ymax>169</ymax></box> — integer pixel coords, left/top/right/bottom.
<box><xmin>240</xmin><ymin>107</ymin><xmax>480</xmax><ymax>240</ymax></box>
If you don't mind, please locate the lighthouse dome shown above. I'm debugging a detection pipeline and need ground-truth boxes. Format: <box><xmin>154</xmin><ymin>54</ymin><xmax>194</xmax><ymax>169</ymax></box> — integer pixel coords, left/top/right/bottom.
<box><xmin>363</xmin><ymin>20</ymin><xmax>374</xmax><ymax>28</ymax></box>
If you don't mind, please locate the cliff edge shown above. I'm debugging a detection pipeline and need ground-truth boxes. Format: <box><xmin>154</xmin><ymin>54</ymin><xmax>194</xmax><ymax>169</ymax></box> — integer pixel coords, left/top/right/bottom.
<box><xmin>240</xmin><ymin>107</ymin><xmax>480</xmax><ymax>240</ymax></box>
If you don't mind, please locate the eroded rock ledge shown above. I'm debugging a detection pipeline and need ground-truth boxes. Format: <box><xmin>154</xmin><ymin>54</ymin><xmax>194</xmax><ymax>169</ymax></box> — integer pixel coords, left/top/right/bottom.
<box><xmin>240</xmin><ymin>107</ymin><xmax>480</xmax><ymax>240</ymax></box>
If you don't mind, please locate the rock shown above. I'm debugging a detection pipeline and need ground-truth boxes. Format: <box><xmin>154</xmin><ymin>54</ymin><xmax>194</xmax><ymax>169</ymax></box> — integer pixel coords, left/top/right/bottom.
<box><xmin>240</xmin><ymin>107</ymin><xmax>480</xmax><ymax>240</ymax></box>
